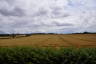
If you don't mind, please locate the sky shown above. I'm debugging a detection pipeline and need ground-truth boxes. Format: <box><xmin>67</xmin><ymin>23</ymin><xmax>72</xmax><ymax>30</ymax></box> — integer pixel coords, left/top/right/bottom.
<box><xmin>0</xmin><ymin>0</ymin><xmax>96</xmax><ymax>34</ymax></box>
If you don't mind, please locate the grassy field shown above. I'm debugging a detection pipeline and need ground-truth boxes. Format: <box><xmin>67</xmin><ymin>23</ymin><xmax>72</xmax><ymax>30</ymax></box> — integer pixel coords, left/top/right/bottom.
<box><xmin>0</xmin><ymin>34</ymin><xmax>96</xmax><ymax>48</ymax></box>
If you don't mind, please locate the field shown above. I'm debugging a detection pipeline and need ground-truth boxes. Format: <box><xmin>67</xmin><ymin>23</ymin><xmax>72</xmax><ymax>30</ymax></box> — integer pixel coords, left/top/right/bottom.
<box><xmin>0</xmin><ymin>34</ymin><xmax>96</xmax><ymax>64</ymax></box>
<box><xmin>0</xmin><ymin>34</ymin><xmax>96</xmax><ymax>48</ymax></box>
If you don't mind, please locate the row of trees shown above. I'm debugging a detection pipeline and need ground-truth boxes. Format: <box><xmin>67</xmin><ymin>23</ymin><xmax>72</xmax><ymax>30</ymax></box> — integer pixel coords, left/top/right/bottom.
<box><xmin>0</xmin><ymin>32</ymin><xmax>96</xmax><ymax>38</ymax></box>
<box><xmin>0</xmin><ymin>34</ymin><xmax>32</xmax><ymax>38</ymax></box>
<box><xmin>0</xmin><ymin>33</ymin><xmax>58</xmax><ymax>38</ymax></box>
<box><xmin>72</xmin><ymin>32</ymin><xmax>96</xmax><ymax>34</ymax></box>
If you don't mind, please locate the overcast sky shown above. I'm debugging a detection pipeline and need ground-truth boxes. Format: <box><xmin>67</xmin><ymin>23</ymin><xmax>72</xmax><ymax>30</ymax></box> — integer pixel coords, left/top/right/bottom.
<box><xmin>0</xmin><ymin>0</ymin><xmax>96</xmax><ymax>34</ymax></box>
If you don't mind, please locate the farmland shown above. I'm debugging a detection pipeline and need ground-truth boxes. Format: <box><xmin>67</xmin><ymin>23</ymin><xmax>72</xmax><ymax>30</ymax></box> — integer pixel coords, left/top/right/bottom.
<box><xmin>0</xmin><ymin>34</ymin><xmax>96</xmax><ymax>48</ymax></box>
<box><xmin>0</xmin><ymin>34</ymin><xmax>96</xmax><ymax>64</ymax></box>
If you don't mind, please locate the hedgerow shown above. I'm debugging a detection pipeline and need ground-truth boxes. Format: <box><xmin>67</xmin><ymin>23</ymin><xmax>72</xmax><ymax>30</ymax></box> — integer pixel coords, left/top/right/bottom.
<box><xmin>0</xmin><ymin>47</ymin><xmax>96</xmax><ymax>64</ymax></box>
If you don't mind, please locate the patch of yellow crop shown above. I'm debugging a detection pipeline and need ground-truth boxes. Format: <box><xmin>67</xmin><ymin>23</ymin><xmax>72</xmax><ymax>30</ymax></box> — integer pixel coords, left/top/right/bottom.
<box><xmin>0</xmin><ymin>34</ymin><xmax>96</xmax><ymax>48</ymax></box>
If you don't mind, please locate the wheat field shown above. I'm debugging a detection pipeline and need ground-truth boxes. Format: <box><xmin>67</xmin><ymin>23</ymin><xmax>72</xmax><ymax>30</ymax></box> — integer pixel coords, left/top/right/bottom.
<box><xmin>0</xmin><ymin>34</ymin><xmax>96</xmax><ymax>48</ymax></box>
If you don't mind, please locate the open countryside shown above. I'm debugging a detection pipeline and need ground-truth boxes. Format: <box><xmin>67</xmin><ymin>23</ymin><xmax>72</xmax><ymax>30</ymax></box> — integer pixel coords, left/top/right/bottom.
<box><xmin>0</xmin><ymin>34</ymin><xmax>96</xmax><ymax>48</ymax></box>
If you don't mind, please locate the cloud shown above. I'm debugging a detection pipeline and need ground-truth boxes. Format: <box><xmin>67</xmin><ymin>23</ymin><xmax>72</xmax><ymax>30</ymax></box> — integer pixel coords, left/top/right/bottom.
<box><xmin>53</xmin><ymin>22</ymin><xmax>74</xmax><ymax>26</ymax></box>
<box><xmin>0</xmin><ymin>7</ymin><xmax>25</xmax><ymax>17</ymax></box>
<box><xmin>32</xmin><ymin>8</ymin><xmax>48</xmax><ymax>17</ymax></box>
<box><xmin>0</xmin><ymin>0</ymin><xmax>96</xmax><ymax>34</ymax></box>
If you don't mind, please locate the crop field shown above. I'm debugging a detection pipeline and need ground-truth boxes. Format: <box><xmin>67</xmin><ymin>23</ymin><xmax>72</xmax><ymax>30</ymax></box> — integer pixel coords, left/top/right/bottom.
<box><xmin>0</xmin><ymin>34</ymin><xmax>96</xmax><ymax>64</ymax></box>
<box><xmin>0</xmin><ymin>34</ymin><xmax>96</xmax><ymax>48</ymax></box>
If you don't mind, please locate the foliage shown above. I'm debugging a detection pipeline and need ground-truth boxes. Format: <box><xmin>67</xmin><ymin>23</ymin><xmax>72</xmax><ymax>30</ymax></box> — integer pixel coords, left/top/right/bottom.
<box><xmin>0</xmin><ymin>47</ymin><xmax>96</xmax><ymax>64</ymax></box>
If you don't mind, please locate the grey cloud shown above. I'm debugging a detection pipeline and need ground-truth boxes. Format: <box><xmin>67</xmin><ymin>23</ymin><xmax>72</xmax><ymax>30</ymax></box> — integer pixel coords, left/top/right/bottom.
<box><xmin>0</xmin><ymin>31</ymin><xmax>6</xmax><ymax>34</ymax></box>
<box><xmin>3</xmin><ymin>0</ymin><xmax>15</xmax><ymax>5</ymax></box>
<box><xmin>51</xmin><ymin>7</ymin><xmax>71</xmax><ymax>18</ymax></box>
<box><xmin>0</xmin><ymin>0</ymin><xmax>96</xmax><ymax>34</ymax></box>
<box><xmin>0</xmin><ymin>25</ymin><xmax>3</xmax><ymax>28</ymax></box>
<box><xmin>51</xmin><ymin>7</ymin><xmax>62</xmax><ymax>15</ymax></box>
<box><xmin>53</xmin><ymin>22</ymin><xmax>74</xmax><ymax>26</ymax></box>
<box><xmin>32</xmin><ymin>8</ymin><xmax>48</xmax><ymax>17</ymax></box>
<box><xmin>11</xmin><ymin>21</ymin><xmax>29</xmax><ymax>28</ymax></box>
<box><xmin>0</xmin><ymin>7</ymin><xmax>25</xmax><ymax>17</ymax></box>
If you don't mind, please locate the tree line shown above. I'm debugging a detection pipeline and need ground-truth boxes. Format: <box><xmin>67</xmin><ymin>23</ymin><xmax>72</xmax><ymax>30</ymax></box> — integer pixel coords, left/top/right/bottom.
<box><xmin>0</xmin><ymin>32</ymin><xmax>96</xmax><ymax>38</ymax></box>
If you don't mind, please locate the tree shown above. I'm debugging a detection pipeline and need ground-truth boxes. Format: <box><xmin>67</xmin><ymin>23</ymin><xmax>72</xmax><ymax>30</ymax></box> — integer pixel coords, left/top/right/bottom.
<box><xmin>12</xmin><ymin>33</ymin><xmax>16</xmax><ymax>38</ymax></box>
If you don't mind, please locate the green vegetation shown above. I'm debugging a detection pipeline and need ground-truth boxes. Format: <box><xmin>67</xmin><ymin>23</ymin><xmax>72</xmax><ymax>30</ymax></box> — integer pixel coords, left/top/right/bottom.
<box><xmin>0</xmin><ymin>47</ymin><xmax>96</xmax><ymax>64</ymax></box>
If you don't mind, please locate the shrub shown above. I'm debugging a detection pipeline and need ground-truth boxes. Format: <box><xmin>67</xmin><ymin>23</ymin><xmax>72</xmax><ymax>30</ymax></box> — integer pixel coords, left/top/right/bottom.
<box><xmin>0</xmin><ymin>47</ymin><xmax>96</xmax><ymax>64</ymax></box>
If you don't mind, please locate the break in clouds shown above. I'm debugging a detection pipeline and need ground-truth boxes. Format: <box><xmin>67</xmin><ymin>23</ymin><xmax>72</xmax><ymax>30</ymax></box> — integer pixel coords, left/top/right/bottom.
<box><xmin>0</xmin><ymin>0</ymin><xmax>96</xmax><ymax>34</ymax></box>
